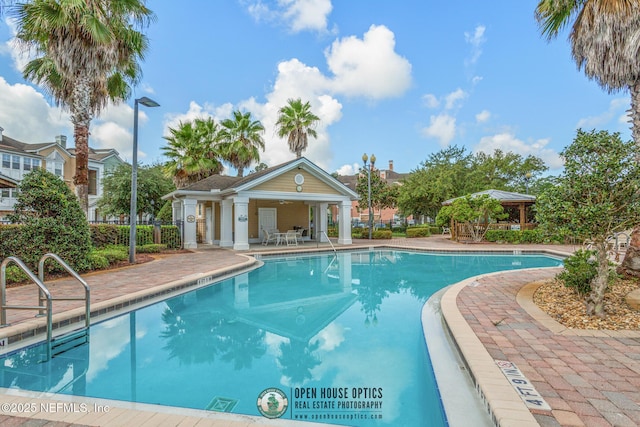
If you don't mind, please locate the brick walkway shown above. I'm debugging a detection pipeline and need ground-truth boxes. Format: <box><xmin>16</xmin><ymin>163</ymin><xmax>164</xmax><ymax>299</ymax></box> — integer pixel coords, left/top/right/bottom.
<box><xmin>456</xmin><ymin>268</ymin><xmax>640</xmax><ymax>426</ymax></box>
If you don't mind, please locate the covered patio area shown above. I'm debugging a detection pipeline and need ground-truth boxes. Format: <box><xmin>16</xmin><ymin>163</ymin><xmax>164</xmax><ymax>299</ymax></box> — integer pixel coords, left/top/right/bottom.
<box><xmin>162</xmin><ymin>157</ymin><xmax>359</xmax><ymax>250</ymax></box>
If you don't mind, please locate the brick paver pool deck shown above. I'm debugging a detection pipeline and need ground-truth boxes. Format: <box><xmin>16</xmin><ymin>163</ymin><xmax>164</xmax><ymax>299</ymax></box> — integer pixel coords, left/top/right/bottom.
<box><xmin>1</xmin><ymin>236</ymin><xmax>638</xmax><ymax>426</ymax></box>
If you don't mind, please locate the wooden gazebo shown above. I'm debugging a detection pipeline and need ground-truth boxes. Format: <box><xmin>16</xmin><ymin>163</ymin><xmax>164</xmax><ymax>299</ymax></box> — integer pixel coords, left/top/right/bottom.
<box><xmin>442</xmin><ymin>189</ymin><xmax>536</xmax><ymax>241</ymax></box>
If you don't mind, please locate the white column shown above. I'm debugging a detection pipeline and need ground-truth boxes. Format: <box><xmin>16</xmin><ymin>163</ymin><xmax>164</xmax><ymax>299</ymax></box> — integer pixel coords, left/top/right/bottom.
<box><xmin>172</xmin><ymin>200</ymin><xmax>182</xmax><ymax>221</ymax></box>
<box><xmin>317</xmin><ymin>202</ymin><xmax>329</xmax><ymax>242</ymax></box>
<box><xmin>219</xmin><ymin>199</ymin><xmax>233</xmax><ymax>247</ymax></box>
<box><xmin>205</xmin><ymin>206</ymin><xmax>213</xmax><ymax>244</ymax></box>
<box><xmin>337</xmin><ymin>200</ymin><xmax>353</xmax><ymax>245</ymax></box>
<box><xmin>233</xmin><ymin>196</ymin><xmax>250</xmax><ymax>250</ymax></box>
<box><xmin>183</xmin><ymin>198</ymin><xmax>198</xmax><ymax>249</ymax></box>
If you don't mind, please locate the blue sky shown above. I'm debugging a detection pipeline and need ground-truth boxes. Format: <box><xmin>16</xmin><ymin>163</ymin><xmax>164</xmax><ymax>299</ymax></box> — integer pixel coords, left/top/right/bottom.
<box><xmin>0</xmin><ymin>1</ymin><xmax>632</xmax><ymax>176</ymax></box>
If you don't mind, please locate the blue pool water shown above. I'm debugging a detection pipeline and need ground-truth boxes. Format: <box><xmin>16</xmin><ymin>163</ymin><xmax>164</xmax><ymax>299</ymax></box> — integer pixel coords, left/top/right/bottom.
<box><xmin>0</xmin><ymin>250</ymin><xmax>562</xmax><ymax>426</ymax></box>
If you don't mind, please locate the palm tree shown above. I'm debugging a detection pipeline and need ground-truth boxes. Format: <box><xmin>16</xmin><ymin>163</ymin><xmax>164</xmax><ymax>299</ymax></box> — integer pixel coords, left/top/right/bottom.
<box><xmin>162</xmin><ymin>117</ymin><xmax>224</xmax><ymax>188</ymax></box>
<box><xmin>12</xmin><ymin>0</ymin><xmax>155</xmax><ymax>216</ymax></box>
<box><xmin>219</xmin><ymin>111</ymin><xmax>265</xmax><ymax>177</ymax></box>
<box><xmin>535</xmin><ymin>0</ymin><xmax>640</xmax><ymax>275</ymax></box>
<box><xmin>275</xmin><ymin>98</ymin><xmax>320</xmax><ymax>158</ymax></box>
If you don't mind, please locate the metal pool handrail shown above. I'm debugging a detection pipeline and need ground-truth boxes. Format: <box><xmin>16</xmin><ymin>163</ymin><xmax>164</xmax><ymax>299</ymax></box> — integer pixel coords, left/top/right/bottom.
<box><xmin>38</xmin><ymin>253</ymin><xmax>91</xmax><ymax>329</ymax></box>
<box><xmin>321</xmin><ymin>230</ymin><xmax>337</xmax><ymax>255</ymax></box>
<box><xmin>1</xmin><ymin>253</ymin><xmax>91</xmax><ymax>361</ymax></box>
<box><xmin>1</xmin><ymin>256</ymin><xmax>54</xmax><ymax>349</ymax></box>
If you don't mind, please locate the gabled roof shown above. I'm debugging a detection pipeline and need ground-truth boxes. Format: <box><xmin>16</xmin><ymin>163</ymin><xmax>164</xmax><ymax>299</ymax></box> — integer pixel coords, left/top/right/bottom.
<box><xmin>164</xmin><ymin>157</ymin><xmax>359</xmax><ymax>200</ymax></box>
<box><xmin>1</xmin><ymin>135</ymin><xmax>71</xmax><ymax>159</ymax></box>
<box><xmin>442</xmin><ymin>189</ymin><xmax>535</xmax><ymax>206</ymax></box>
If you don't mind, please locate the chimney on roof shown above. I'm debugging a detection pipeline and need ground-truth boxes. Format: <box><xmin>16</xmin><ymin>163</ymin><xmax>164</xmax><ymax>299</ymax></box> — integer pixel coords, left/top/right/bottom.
<box><xmin>55</xmin><ymin>135</ymin><xmax>67</xmax><ymax>149</ymax></box>
<box><xmin>389</xmin><ymin>160</ymin><xmax>394</xmax><ymax>171</ymax></box>
<box><xmin>0</xmin><ymin>126</ymin><xmax>4</xmax><ymax>142</ymax></box>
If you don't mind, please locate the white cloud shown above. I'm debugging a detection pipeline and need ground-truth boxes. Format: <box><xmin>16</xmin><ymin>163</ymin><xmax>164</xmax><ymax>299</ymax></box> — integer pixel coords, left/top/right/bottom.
<box><xmin>422</xmin><ymin>94</ymin><xmax>439</xmax><ymax>109</ymax></box>
<box><xmin>280</xmin><ymin>0</ymin><xmax>333</xmax><ymax>33</ymax></box>
<box><xmin>474</xmin><ymin>132</ymin><xmax>563</xmax><ymax>170</ymax></box>
<box><xmin>0</xmin><ymin>76</ymin><xmax>71</xmax><ymax>142</ymax></box>
<box><xmin>325</xmin><ymin>25</ymin><xmax>412</xmax><ymax>99</ymax></box>
<box><xmin>464</xmin><ymin>25</ymin><xmax>486</xmax><ymax>67</ymax></box>
<box><xmin>421</xmin><ymin>114</ymin><xmax>456</xmax><ymax>147</ymax></box>
<box><xmin>444</xmin><ymin>88</ymin><xmax>466</xmax><ymax>110</ymax></box>
<box><xmin>160</xmin><ymin>25</ymin><xmax>410</xmax><ymax>171</ymax></box>
<box><xmin>335</xmin><ymin>162</ymin><xmax>359</xmax><ymax>175</ymax></box>
<box><xmin>244</xmin><ymin>0</ymin><xmax>333</xmax><ymax>33</ymax></box>
<box><xmin>475</xmin><ymin>110</ymin><xmax>491</xmax><ymax>123</ymax></box>
<box><xmin>577</xmin><ymin>98</ymin><xmax>629</xmax><ymax>129</ymax></box>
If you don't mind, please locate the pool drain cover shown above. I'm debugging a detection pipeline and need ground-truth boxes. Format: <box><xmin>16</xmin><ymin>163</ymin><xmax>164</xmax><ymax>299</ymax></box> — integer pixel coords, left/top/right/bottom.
<box><xmin>206</xmin><ymin>396</ymin><xmax>239</xmax><ymax>412</ymax></box>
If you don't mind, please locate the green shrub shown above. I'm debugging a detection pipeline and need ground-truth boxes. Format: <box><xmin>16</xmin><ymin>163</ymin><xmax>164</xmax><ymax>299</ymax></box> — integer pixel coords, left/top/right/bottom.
<box><xmin>161</xmin><ymin>225</ymin><xmax>181</xmax><ymax>249</ymax></box>
<box><xmin>2</xmin><ymin>265</ymin><xmax>29</xmax><ymax>284</ymax></box>
<box><xmin>88</xmin><ymin>253</ymin><xmax>110</xmax><ymax>270</ymax></box>
<box><xmin>93</xmin><ymin>246</ymin><xmax>128</xmax><ymax>264</ymax></box>
<box><xmin>5</xmin><ymin>169</ymin><xmax>92</xmax><ymax>272</ymax></box>
<box><xmin>556</xmin><ymin>250</ymin><xmax>598</xmax><ymax>295</ymax></box>
<box><xmin>156</xmin><ymin>200</ymin><xmax>173</xmax><ymax>222</ymax></box>
<box><xmin>90</xmin><ymin>224</ymin><xmax>121</xmax><ymax>247</ymax></box>
<box><xmin>406</xmin><ymin>227</ymin><xmax>430</xmax><ymax>238</ymax></box>
<box><xmin>485</xmin><ymin>229</ymin><xmax>545</xmax><ymax>244</ymax></box>
<box><xmin>137</xmin><ymin>244</ymin><xmax>167</xmax><ymax>253</ymax></box>
<box><xmin>115</xmin><ymin>225</ymin><xmax>154</xmax><ymax>246</ymax></box>
<box><xmin>372</xmin><ymin>229</ymin><xmax>392</xmax><ymax>239</ymax></box>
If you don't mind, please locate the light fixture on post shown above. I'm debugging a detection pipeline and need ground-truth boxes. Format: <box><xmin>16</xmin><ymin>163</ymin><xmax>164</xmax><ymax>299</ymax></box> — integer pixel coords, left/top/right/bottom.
<box><xmin>129</xmin><ymin>96</ymin><xmax>160</xmax><ymax>264</ymax></box>
<box><xmin>361</xmin><ymin>153</ymin><xmax>376</xmax><ymax>240</ymax></box>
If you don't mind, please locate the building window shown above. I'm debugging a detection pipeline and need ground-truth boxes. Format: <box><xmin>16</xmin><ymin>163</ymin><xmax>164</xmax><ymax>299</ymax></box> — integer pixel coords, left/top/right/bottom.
<box><xmin>32</xmin><ymin>159</ymin><xmax>41</xmax><ymax>170</ymax></box>
<box><xmin>1</xmin><ymin>189</ymin><xmax>9</xmax><ymax>198</ymax></box>
<box><xmin>23</xmin><ymin>158</ymin><xmax>31</xmax><ymax>171</ymax></box>
<box><xmin>11</xmin><ymin>155</ymin><xmax>20</xmax><ymax>170</ymax></box>
<box><xmin>2</xmin><ymin>154</ymin><xmax>9</xmax><ymax>168</ymax></box>
<box><xmin>88</xmin><ymin>169</ymin><xmax>98</xmax><ymax>195</ymax></box>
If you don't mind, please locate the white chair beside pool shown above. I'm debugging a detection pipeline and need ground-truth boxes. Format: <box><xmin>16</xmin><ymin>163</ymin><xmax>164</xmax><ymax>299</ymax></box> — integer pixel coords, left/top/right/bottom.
<box><xmin>285</xmin><ymin>230</ymin><xmax>299</xmax><ymax>246</ymax></box>
<box><xmin>262</xmin><ymin>229</ymin><xmax>278</xmax><ymax>245</ymax></box>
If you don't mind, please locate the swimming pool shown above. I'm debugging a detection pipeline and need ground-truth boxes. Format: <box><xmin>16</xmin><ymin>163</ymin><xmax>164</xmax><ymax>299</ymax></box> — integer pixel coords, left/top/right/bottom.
<box><xmin>0</xmin><ymin>250</ymin><xmax>562</xmax><ymax>426</ymax></box>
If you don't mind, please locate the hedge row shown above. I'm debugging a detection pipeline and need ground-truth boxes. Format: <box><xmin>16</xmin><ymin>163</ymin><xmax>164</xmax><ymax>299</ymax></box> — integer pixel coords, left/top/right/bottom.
<box><xmin>89</xmin><ymin>224</ymin><xmax>181</xmax><ymax>249</ymax></box>
<box><xmin>484</xmin><ymin>229</ymin><xmax>551</xmax><ymax>244</ymax></box>
<box><xmin>0</xmin><ymin>223</ymin><xmax>181</xmax><ymax>262</ymax></box>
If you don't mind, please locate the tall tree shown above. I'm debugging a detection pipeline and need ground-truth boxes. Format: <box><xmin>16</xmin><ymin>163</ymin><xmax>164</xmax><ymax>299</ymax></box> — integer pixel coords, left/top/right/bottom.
<box><xmin>275</xmin><ymin>98</ymin><xmax>320</xmax><ymax>158</ymax></box>
<box><xmin>355</xmin><ymin>167</ymin><xmax>397</xmax><ymax>218</ymax></box>
<box><xmin>12</xmin><ymin>0</ymin><xmax>154</xmax><ymax>216</ymax></box>
<box><xmin>535</xmin><ymin>0</ymin><xmax>640</xmax><ymax>273</ymax></box>
<box><xmin>98</xmin><ymin>162</ymin><xmax>174</xmax><ymax>220</ymax></box>
<box><xmin>397</xmin><ymin>146</ymin><xmax>548</xmax><ymax>220</ymax></box>
<box><xmin>162</xmin><ymin>117</ymin><xmax>224</xmax><ymax>188</ymax></box>
<box><xmin>219</xmin><ymin>110</ymin><xmax>265</xmax><ymax>177</ymax></box>
<box><xmin>535</xmin><ymin>129</ymin><xmax>640</xmax><ymax>316</ymax></box>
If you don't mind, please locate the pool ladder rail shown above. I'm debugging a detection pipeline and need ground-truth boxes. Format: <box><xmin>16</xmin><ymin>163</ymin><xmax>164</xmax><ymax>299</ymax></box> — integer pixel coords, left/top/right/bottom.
<box><xmin>0</xmin><ymin>253</ymin><xmax>91</xmax><ymax>360</ymax></box>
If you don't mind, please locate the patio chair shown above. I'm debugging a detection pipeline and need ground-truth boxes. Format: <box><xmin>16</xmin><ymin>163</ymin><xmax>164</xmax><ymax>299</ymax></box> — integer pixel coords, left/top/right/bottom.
<box><xmin>285</xmin><ymin>230</ymin><xmax>299</xmax><ymax>246</ymax></box>
<box><xmin>262</xmin><ymin>229</ymin><xmax>277</xmax><ymax>245</ymax></box>
<box><xmin>295</xmin><ymin>228</ymin><xmax>305</xmax><ymax>244</ymax></box>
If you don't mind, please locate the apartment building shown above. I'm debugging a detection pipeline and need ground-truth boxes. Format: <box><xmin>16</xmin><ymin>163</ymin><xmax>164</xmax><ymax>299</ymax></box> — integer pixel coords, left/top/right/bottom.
<box><xmin>0</xmin><ymin>126</ymin><xmax>124</xmax><ymax>221</ymax></box>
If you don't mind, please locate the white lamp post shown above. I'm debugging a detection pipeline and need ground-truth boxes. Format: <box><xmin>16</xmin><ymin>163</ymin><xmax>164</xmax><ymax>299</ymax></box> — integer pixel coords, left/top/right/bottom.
<box><xmin>129</xmin><ymin>96</ymin><xmax>160</xmax><ymax>264</ymax></box>
<box><xmin>362</xmin><ymin>153</ymin><xmax>376</xmax><ymax>240</ymax></box>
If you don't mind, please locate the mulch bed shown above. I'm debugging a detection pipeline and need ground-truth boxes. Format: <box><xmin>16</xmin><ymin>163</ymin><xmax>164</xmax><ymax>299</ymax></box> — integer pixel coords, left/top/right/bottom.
<box><xmin>534</xmin><ymin>277</ymin><xmax>640</xmax><ymax>330</ymax></box>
